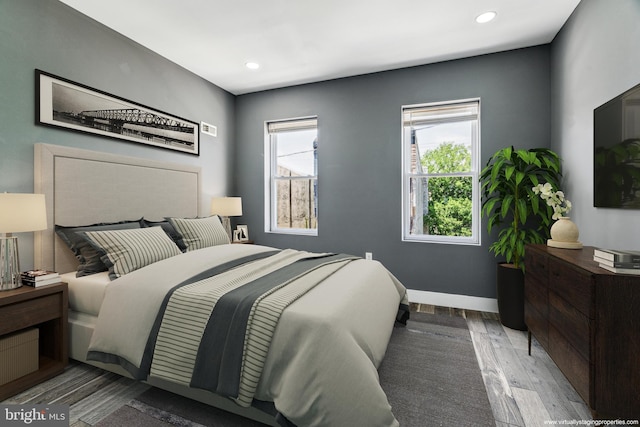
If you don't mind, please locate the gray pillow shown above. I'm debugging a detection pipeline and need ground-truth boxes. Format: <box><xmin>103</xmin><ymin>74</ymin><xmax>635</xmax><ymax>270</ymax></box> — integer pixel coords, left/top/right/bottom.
<box><xmin>55</xmin><ymin>219</ymin><xmax>142</xmax><ymax>277</ymax></box>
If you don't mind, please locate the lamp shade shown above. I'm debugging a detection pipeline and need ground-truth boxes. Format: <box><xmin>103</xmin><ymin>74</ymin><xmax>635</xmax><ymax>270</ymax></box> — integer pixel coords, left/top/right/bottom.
<box><xmin>211</xmin><ymin>197</ymin><xmax>243</xmax><ymax>217</ymax></box>
<box><xmin>0</xmin><ymin>193</ymin><xmax>47</xmax><ymax>233</ymax></box>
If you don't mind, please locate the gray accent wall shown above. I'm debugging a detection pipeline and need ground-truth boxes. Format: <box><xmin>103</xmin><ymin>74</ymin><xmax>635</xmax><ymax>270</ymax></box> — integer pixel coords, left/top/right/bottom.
<box><xmin>551</xmin><ymin>0</ymin><xmax>640</xmax><ymax>250</ymax></box>
<box><xmin>0</xmin><ymin>0</ymin><xmax>235</xmax><ymax>270</ymax></box>
<box><xmin>235</xmin><ymin>47</ymin><xmax>551</xmax><ymax>297</ymax></box>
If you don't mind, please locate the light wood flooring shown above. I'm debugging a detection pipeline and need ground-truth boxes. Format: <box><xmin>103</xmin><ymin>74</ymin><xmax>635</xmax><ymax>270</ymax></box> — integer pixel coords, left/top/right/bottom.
<box><xmin>3</xmin><ymin>305</ymin><xmax>592</xmax><ymax>426</ymax></box>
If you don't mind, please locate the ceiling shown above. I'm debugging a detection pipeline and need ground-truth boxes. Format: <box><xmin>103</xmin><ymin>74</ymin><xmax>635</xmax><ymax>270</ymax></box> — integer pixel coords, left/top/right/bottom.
<box><xmin>58</xmin><ymin>0</ymin><xmax>581</xmax><ymax>95</ymax></box>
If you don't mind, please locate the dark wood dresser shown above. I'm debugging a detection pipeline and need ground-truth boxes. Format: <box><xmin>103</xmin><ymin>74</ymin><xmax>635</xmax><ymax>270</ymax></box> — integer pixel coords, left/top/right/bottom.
<box><xmin>524</xmin><ymin>244</ymin><xmax>639</xmax><ymax>420</ymax></box>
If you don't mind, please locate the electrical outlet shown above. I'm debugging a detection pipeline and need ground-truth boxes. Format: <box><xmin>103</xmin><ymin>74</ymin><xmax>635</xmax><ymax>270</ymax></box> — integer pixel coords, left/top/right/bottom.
<box><xmin>365</xmin><ymin>252</ymin><xmax>373</xmax><ymax>260</ymax></box>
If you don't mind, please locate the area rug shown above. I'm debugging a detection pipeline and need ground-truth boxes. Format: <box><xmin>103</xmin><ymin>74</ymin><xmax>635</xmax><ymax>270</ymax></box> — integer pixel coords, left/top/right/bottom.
<box><xmin>379</xmin><ymin>312</ymin><xmax>495</xmax><ymax>426</ymax></box>
<box><xmin>96</xmin><ymin>312</ymin><xmax>494</xmax><ymax>426</ymax></box>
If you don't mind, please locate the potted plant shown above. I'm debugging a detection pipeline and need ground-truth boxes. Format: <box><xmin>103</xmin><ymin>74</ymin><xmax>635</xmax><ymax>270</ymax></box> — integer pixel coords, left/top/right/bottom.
<box><xmin>480</xmin><ymin>146</ymin><xmax>562</xmax><ymax>330</ymax></box>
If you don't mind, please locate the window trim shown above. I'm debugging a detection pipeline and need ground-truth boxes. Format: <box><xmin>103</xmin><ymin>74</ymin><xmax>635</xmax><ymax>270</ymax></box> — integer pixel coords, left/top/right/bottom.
<box><xmin>401</xmin><ymin>98</ymin><xmax>481</xmax><ymax>245</ymax></box>
<box><xmin>264</xmin><ymin>116</ymin><xmax>318</xmax><ymax>236</ymax></box>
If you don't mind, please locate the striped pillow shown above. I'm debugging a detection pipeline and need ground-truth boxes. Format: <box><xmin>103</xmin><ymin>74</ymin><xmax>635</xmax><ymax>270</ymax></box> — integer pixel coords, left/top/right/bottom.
<box><xmin>84</xmin><ymin>226</ymin><xmax>182</xmax><ymax>279</ymax></box>
<box><xmin>168</xmin><ymin>216</ymin><xmax>230</xmax><ymax>251</ymax></box>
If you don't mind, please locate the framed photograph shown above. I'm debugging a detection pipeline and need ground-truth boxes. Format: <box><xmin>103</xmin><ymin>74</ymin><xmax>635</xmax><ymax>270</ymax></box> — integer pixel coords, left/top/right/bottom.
<box><xmin>36</xmin><ymin>69</ymin><xmax>199</xmax><ymax>155</ymax></box>
<box><xmin>236</xmin><ymin>225</ymin><xmax>249</xmax><ymax>241</ymax></box>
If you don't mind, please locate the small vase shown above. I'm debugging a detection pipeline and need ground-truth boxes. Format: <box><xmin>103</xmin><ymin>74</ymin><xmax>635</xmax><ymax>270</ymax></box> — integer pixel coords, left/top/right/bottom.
<box><xmin>547</xmin><ymin>217</ymin><xmax>583</xmax><ymax>249</ymax></box>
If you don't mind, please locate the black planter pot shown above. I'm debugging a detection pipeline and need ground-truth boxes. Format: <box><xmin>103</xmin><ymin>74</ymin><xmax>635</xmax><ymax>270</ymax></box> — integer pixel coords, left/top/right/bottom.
<box><xmin>496</xmin><ymin>263</ymin><xmax>527</xmax><ymax>331</ymax></box>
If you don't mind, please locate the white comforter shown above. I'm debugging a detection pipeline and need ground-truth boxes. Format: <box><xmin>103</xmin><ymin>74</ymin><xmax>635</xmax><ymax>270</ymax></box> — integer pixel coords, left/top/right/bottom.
<box><xmin>88</xmin><ymin>244</ymin><xmax>407</xmax><ymax>427</ymax></box>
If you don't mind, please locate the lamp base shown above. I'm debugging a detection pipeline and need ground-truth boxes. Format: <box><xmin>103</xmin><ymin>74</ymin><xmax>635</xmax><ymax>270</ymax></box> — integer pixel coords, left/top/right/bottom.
<box><xmin>221</xmin><ymin>216</ymin><xmax>233</xmax><ymax>242</ymax></box>
<box><xmin>0</xmin><ymin>236</ymin><xmax>22</xmax><ymax>291</ymax></box>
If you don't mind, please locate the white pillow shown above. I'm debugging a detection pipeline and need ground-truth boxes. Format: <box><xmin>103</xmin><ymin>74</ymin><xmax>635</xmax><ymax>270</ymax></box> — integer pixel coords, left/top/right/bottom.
<box><xmin>168</xmin><ymin>216</ymin><xmax>230</xmax><ymax>251</ymax></box>
<box><xmin>84</xmin><ymin>226</ymin><xmax>182</xmax><ymax>279</ymax></box>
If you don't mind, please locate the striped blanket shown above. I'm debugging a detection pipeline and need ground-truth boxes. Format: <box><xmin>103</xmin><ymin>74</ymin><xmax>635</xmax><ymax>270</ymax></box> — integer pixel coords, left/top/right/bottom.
<box><xmin>87</xmin><ymin>244</ymin><xmax>407</xmax><ymax>426</ymax></box>
<box><xmin>145</xmin><ymin>249</ymin><xmax>356</xmax><ymax>406</ymax></box>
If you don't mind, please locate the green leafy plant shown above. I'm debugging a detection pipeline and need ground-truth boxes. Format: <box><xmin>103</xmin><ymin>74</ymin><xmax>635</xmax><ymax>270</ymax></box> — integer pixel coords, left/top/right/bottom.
<box><xmin>480</xmin><ymin>147</ymin><xmax>563</xmax><ymax>270</ymax></box>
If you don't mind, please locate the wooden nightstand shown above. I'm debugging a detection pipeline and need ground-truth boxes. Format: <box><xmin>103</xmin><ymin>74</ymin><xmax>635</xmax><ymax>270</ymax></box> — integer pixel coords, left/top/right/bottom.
<box><xmin>0</xmin><ymin>282</ymin><xmax>68</xmax><ymax>400</ymax></box>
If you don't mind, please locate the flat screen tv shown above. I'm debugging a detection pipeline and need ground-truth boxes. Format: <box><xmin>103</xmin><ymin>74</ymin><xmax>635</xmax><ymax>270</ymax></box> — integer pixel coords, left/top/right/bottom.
<box><xmin>594</xmin><ymin>82</ymin><xmax>640</xmax><ymax>208</ymax></box>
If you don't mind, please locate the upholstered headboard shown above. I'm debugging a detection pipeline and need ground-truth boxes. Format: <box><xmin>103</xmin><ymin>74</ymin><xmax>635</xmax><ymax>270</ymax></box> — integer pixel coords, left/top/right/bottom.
<box><xmin>34</xmin><ymin>143</ymin><xmax>201</xmax><ymax>273</ymax></box>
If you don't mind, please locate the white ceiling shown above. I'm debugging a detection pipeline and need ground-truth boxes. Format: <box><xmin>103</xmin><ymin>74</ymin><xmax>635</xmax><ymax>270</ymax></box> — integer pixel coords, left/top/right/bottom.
<box><xmin>59</xmin><ymin>0</ymin><xmax>581</xmax><ymax>95</ymax></box>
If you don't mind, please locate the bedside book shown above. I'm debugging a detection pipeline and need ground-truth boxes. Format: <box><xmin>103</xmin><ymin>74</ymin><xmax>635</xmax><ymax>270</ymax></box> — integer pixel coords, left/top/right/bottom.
<box><xmin>21</xmin><ymin>270</ymin><xmax>59</xmax><ymax>281</ymax></box>
<box><xmin>22</xmin><ymin>277</ymin><xmax>61</xmax><ymax>287</ymax></box>
<box><xmin>21</xmin><ymin>270</ymin><xmax>60</xmax><ymax>287</ymax></box>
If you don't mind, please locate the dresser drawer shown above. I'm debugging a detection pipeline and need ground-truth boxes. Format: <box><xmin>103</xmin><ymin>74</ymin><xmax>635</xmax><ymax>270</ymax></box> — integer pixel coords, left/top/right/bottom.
<box><xmin>547</xmin><ymin>258</ymin><xmax>592</xmax><ymax>317</ymax></box>
<box><xmin>525</xmin><ymin>248</ymin><xmax>548</xmax><ymax>283</ymax></box>
<box><xmin>525</xmin><ymin>300</ymin><xmax>548</xmax><ymax>350</ymax></box>
<box><xmin>525</xmin><ymin>275</ymin><xmax>547</xmax><ymax>316</ymax></box>
<box><xmin>0</xmin><ymin>294</ymin><xmax>62</xmax><ymax>335</ymax></box>
<box><xmin>549</xmin><ymin>325</ymin><xmax>591</xmax><ymax>406</ymax></box>
<box><xmin>549</xmin><ymin>290</ymin><xmax>590</xmax><ymax>361</ymax></box>
<box><xmin>525</xmin><ymin>273</ymin><xmax>549</xmax><ymax>349</ymax></box>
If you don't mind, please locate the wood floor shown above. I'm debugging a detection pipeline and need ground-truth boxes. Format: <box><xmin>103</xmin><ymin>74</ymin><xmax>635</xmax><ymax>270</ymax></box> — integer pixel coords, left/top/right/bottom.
<box><xmin>2</xmin><ymin>305</ymin><xmax>592</xmax><ymax>426</ymax></box>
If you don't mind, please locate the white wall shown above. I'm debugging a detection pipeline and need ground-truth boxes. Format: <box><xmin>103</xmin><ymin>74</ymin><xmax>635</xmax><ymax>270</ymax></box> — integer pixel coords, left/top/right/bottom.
<box><xmin>551</xmin><ymin>0</ymin><xmax>640</xmax><ymax>249</ymax></box>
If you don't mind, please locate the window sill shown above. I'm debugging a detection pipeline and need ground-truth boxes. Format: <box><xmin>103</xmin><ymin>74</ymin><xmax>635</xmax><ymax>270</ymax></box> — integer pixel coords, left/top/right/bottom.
<box><xmin>267</xmin><ymin>229</ymin><xmax>318</xmax><ymax>237</ymax></box>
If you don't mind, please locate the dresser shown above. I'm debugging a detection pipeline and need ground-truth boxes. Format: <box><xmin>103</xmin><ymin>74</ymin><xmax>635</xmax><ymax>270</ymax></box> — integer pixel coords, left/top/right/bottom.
<box><xmin>524</xmin><ymin>244</ymin><xmax>639</xmax><ymax>419</ymax></box>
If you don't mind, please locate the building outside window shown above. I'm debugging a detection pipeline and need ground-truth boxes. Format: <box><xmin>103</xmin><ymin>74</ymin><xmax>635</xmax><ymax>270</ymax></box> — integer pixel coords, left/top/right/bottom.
<box><xmin>265</xmin><ymin>117</ymin><xmax>318</xmax><ymax>235</ymax></box>
<box><xmin>402</xmin><ymin>99</ymin><xmax>480</xmax><ymax>245</ymax></box>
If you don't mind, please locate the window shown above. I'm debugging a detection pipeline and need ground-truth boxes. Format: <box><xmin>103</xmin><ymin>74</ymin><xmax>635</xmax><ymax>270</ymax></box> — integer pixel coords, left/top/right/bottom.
<box><xmin>402</xmin><ymin>99</ymin><xmax>480</xmax><ymax>245</ymax></box>
<box><xmin>265</xmin><ymin>117</ymin><xmax>318</xmax><ymax>235</ymax></box>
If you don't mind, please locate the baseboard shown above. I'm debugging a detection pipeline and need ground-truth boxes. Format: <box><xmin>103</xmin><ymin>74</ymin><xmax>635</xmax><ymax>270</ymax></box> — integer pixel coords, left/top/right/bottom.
<box><xmin>407</xmin><ymin>289</ymin><xmax>498</xmax><ymax>313</ymax></box>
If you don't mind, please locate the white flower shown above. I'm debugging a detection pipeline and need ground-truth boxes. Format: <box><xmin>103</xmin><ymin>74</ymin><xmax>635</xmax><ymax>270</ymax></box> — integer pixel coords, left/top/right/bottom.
<box><xmin>532</xmin><ymin>183</ymin><xmax>572</xmax><ymax>219</ymax></box>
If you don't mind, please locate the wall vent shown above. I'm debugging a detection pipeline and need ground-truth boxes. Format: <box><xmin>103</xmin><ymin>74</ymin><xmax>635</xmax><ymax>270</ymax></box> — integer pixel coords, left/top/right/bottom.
<box><xmin>201</xmin><ymin>122</ymin><xmax>217</xmax><ymax>137</ymax></box>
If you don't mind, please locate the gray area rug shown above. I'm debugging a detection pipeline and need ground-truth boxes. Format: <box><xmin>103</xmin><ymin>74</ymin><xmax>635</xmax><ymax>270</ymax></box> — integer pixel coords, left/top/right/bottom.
<box><xmin>379</xmin><ymin>312</ymin><xmax>494</xmax><ymax>426</ymax></box>
<box><xmin>96</xmin><ymin>312</ymin><xmax>494</xmax><ymax>426</ymax></box>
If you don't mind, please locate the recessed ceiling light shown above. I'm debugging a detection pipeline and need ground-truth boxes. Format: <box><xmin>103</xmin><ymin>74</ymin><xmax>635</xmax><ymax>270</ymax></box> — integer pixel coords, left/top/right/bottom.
<box><xmin>476</xmin><ymin>11</ymin><xmax>497</xmax><ymax>24</ymax></box>
<box><xmin>245</xmin><ymin>62</ymin><xmax>260</xmax><ymax>70</ymax></box>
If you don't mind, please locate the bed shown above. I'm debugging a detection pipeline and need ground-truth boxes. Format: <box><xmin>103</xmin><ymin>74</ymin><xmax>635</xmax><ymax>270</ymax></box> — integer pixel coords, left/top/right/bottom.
<box><xmin>34</xmin><ymin>143</ymin><xmax>408</xmax><ymax>427</ymax></box>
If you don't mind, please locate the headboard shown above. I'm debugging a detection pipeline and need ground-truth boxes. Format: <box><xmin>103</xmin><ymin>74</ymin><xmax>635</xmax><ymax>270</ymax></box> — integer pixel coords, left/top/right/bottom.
<box><xmin>34</xmin><ymin>143</ymin><xmax>201</xmax><ymax>273</ymax></box>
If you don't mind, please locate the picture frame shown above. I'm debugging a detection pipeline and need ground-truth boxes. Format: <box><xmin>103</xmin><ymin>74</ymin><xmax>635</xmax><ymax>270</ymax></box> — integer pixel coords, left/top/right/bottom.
<box><xmin>35</xmin><ymin>69</ymin><xmax>199</xmax><ymax>155</ymax></box>
<box><xmin>236</xmin><ymin>225</ymin><xmax>249</xmax><ymax>241</ymax></box>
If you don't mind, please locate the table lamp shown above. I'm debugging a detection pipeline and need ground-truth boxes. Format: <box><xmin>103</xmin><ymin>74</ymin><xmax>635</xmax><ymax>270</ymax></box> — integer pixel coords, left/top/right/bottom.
<box><xmin>0</xmin><ymin>193</ymin><xmax>47</xmax><ymax>290</ymax></box>
<box><xmin>210</xmin><ymin>197</ymin><xmax>242</xmax><ymax>241</ymax></box>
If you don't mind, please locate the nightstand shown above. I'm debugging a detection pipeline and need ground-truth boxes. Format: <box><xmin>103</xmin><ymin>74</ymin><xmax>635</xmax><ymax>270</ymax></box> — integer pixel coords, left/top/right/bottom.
<box><xmin>232</xmin><ymin>240</ymin><xmax>254</xmax><ymax>244</ymax></box>
<box><xmin>0</xmin><ymin>282</ymin><xmax>68</xmax><ymax>400</ymax></box>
